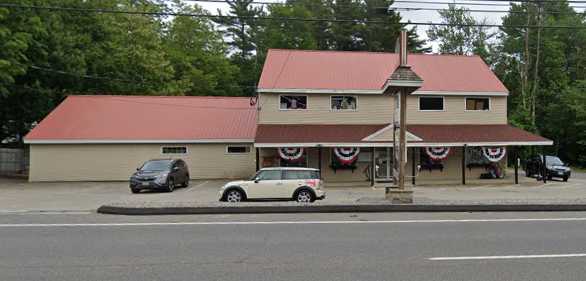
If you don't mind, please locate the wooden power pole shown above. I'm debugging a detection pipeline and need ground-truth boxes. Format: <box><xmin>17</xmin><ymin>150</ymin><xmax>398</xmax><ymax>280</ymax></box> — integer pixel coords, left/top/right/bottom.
<box><xmin>385</xmin><ymin>31</ymin><xmax>423</xmax><ymax>203</ymax></box>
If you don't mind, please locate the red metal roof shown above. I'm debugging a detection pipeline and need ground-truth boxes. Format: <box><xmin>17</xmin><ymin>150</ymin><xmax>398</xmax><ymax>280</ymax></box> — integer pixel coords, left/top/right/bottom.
<box><xmin>258</xmin><ymin>49</ymin><xmax>508</xmax><ymax>93</ymax></box>
<box><xmin>255</xmin><ymin>124</ymin><xmax>388</xmax><ymax>144</ymax></box>
<box><xmin>24</xmin><ymin>95</ymin><xmax>257</xmax><ymax>143</ymax></box>
<box><xmin>407</xmin><ymin>124</ymin><xmax>551</xmax><ymax>145</ymax></box>
<box><xmin>255</xmin><ymin>124</ymin><xmax>551</xmax><ymax>146</ymax></box>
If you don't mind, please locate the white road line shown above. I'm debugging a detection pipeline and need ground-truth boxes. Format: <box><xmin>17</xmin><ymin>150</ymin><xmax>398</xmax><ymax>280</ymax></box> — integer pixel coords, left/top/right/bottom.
<box><xmin>429</xmin><ymin>253</ymin><xmax>586</xmax><ymax>261</ymax></box>
<box><xmin>0</xmin><ymin>210</ymin><xmax>93</xmax><ymax>215</ymax></box>
<box><xmin>1</xmin><ymin>217</ymin><xmax>586</xmax><ymax>227</ymax></box>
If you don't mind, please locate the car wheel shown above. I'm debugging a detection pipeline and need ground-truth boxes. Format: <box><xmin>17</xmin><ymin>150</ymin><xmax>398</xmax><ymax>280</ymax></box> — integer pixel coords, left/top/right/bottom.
<box><xmin>296</xmin><ymin>189</ymin><xmax>314</xmax><ymax>203</ymax></box>
<box><xmin>166</xmin><ymin>178</ymin><xmax>175</xmax><ymax>192</ymax></box>
<box><xmin>225</xmin><ymin>189</ymin><xmax>243</xmax><ymax>202</ymax></box>
<box><xmin>131</xmin><ymin>188</ymin><xmax>140</xmax><ymax>194</ymax></box>
<box><xmin>182</xmin><ymin>176</ymin><xmax>189</xmax><ymax>187</ymax></box>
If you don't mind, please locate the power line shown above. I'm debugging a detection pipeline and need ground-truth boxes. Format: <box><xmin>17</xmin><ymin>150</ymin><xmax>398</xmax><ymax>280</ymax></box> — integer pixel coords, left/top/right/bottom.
<box><xmin>30</xmin><ymin>65</ymin><xmax>147</xmax><ymax>85</ymax></box>
<box><xmin>3</xmin><ymin>3</ymin><xmax>586</xmax><ymax>29</ymax></box>
<box><xmin>391</xmin><ymin>7</ymin><xmax>586</xmax><ymax>15</ymax></box>
<box><xmin>184</xmin><ymin>0</ymin><xmax>586</xmax><ymax>9</ymax></box>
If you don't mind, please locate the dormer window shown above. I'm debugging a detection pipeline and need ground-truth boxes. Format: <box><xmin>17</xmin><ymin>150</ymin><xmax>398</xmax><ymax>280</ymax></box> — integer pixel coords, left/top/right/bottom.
<box><xmin>280</xmin><ymin>95</ymin><xmax>307</xmax><ymax>110</ymax></box>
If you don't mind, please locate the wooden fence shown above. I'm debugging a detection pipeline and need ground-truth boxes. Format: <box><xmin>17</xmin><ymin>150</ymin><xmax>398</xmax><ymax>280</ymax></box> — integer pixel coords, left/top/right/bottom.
<box><xmin>0</xmin><ymin>148</ymin><xmax>28</xmax><ymax>176</ymax></box>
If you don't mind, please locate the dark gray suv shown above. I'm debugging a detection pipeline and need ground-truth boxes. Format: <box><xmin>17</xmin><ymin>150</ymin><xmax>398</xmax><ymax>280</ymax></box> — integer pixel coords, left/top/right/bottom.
<box><xmin>129</xmin><ymin>159</ymin><xmax>190</xmax><ymax>193</ymax></box>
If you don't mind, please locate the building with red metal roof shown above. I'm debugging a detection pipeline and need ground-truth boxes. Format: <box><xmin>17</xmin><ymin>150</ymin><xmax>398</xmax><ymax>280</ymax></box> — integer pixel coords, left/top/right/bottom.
<box><xmin>24</xmin><ymin>95</ymin><xmax>258</xmax><ymax>181</ymax></box>
<box><xmin>24</xmin><ymin>49</ymin><xmax>551</xmax><ymax>184</ymax></box>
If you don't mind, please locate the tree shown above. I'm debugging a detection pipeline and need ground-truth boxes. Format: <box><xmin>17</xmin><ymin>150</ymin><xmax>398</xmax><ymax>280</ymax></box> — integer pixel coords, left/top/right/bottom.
<box><xmin>215</xmin><ymin>0</ymin><xmax>265</xmax><ymax>96</ymax></box>
<box><xmin>426</xmin><ymin>4</ymin><xmax>495</xmax><ymax>60</ymax></box>
<box><xmin>495</xmin><ymin>0</ymin><xmax>586</xmax><ymax>166</ymax></box>
<box><xmin>165</xmin><ymin>2</ymin><xmax>241</xmax><ymax>96</ymax></box>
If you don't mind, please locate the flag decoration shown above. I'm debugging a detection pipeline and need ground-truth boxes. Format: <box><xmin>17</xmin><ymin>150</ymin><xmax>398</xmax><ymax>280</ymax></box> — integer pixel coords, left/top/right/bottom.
<box><xmin>278</xmin><ymin>147</ymin><xmax>304</xmax><ymax>161</ymax></box>
<box><xmin>425</xmin><ymin>147</ymin><xmax>451</xmax><ymax>160</ymax></box>
<box><xmin>482</xmin><ymin>147</ymin><xmax>506</xmax><ymax>162</ymax></box>
<box><xmin>333</xmin><ymin>147</ymin><xmax>360</xmax><ymax>165</ymax></box>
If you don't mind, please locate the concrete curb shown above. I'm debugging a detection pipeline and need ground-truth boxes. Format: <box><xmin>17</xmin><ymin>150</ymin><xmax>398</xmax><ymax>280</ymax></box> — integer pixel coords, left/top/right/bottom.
<box><xmin>97</xmin><ymin>204</ymin><xmax>586</xmax><ymax>215</ymax></box>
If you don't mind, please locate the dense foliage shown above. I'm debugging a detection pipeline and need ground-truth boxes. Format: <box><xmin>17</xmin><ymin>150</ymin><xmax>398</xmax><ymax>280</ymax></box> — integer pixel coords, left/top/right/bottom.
<box><xmin>0</xmin><ymin>0</ymin><xmax>584</xmax><ymax>167</ymax></box>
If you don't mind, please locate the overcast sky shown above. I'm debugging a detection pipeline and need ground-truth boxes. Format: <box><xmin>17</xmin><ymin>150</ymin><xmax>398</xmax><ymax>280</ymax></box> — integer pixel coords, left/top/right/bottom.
<box><xmin>190</xmin><ymin>0</ymin><xmax>586</xmax><ymax>52</ymax></box>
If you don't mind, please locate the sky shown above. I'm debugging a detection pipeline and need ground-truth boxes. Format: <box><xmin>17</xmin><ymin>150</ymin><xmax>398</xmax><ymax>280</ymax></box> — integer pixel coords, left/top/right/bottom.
<box><xmin>189</xmin><ymin>0</ymin><xmax>586</xmax><ymax>52</ymax></box>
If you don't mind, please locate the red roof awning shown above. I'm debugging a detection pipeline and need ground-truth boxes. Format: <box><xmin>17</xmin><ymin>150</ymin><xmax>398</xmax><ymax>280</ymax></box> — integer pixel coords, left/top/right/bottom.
<box><xmin>255</xmin><ymin>124</ymin><xmax>552</xmax><ymax>147</ymax></box>
<box><xmin>255</xmin><ymin>124</ymin><xmax>388</xmax><ymax>147</ymax></box>
<box><xmin>407</xmin><ymin>124</ymin><xmax>552</xmax><ymax>146</ymax></box>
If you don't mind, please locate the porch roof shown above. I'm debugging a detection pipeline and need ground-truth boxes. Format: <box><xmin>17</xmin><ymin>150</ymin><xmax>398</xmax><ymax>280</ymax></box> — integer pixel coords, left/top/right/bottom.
<box><xmin>255</xmin><ymin>124</ymin><xmax>552</xmax><ymax>147</ymax></box>
<box><xmin>407</xmin><ymin>124</ymin><xmax>552</xmax><ymax>147</ymax></box>
<box><xmin>255</xmin><ymin>124</ymin><xmax>389</xmax><ymax>147</ymax></box>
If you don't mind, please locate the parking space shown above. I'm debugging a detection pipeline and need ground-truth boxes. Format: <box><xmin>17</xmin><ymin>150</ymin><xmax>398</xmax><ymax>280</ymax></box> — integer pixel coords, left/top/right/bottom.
<box><xmin>1</xmin><ymin>172</ymin><xmax>585</xmax><ymax>212</ymax></box>
<box><xmin>0</xmin><ymin>178</ymin><xmax>227</xmax><ymax>212</ymax></box>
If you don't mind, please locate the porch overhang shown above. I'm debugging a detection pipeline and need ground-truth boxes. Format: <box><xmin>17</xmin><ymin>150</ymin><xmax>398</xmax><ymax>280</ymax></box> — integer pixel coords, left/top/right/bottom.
<box><xmin>254</xmin><ymin>124</ymin><xmax>552</xmax><ymax>148</ymax></box>
<box><xmin>254</xmin><ymin>124</ymin><xmax>392</xmax><ymax>148</ymax></box>
<box><xmin>405</xmin><ymin>124</ymin><xmax>553</xmax><ymax>147</ymax></box>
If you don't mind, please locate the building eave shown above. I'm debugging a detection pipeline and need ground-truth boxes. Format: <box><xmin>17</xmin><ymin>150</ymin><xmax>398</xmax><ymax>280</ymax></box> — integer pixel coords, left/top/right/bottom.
<box><xmin>24</xmin><ymin>139</ymin><xmax>255</xmax><ymax>144</ymax></box>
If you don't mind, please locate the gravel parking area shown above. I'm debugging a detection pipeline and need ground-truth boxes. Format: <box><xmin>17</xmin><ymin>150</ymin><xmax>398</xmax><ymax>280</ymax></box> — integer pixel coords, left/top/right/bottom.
<box><xmin>0</xmin><ymin>173</ymin><xmax>585</xmax><ymax>212</ymax></box>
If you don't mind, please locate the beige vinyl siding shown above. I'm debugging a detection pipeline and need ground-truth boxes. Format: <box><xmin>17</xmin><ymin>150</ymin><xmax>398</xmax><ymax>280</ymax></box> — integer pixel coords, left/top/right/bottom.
<box><xmin>29</xmin><ymin>143</ymin><xmax>255</xmax><ymax>182</ymax></box>
<box><xmin>258</xmin><ymin>93</ymin><xmax>394</xmax><ymax>124</ymax></box>
<box><xmin>259</xmin><ymin>93</ymin><xmax>507</xmax><ymax>125</ymax></box>
<box><xmin>408</xmin><ymin>96</ymin><xmax>507</xmax><ymax>124</ymax></box>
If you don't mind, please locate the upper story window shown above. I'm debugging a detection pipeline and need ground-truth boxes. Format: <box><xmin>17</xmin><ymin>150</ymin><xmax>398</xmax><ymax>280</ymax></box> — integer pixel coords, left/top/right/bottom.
<box><xmin>466</xmin><ymin>97</ymin><xmax>490</xmax><ymax>111</ymax></box>
<box><xmin>331</xmin><ymin>95</ymin><xmax>357</xmax><ymax>111</ymax></box>
<box><xmin>226</xmin><ymin>145</ymin><xmax>250</xmax><ymax>154</ymax></box>
<box><xmin>280</xmin><ymin>95</ymin><xmax>307</xmax><ymax>110</ymax></box>
<box><xmin>419</xmin><ymin>96</ymin><xmax>444</xmax><ymax>111</ymax></box>
<box><xmin>161</xmin><ymin>146</ymin><xmax>187</xmax><ymax>155</ymax></box>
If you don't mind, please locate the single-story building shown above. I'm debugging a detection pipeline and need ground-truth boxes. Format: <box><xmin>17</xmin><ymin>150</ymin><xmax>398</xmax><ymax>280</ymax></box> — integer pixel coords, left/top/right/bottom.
<box><xmin>24</xmin><ymin>95</ymin><xmax>257</xmax><ymax>181</ymax></box>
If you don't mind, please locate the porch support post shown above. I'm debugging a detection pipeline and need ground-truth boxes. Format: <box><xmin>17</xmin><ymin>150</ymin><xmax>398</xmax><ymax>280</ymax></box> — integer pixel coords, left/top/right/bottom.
<box><xmin>318</xmin><ymin>146</ymin><xmax>323</xmax><ymax>178</ymax></box>
<box><xmin>255</xmin><ymin>147</ymin><xmax>260</xmax><ymax>171</ymax></box>
<box><xmin>411</xmin><ymin>147</ymin><xmax>416</xmax><ymax>185</ymax></box>
<box><xmin>514</xmin><ymin>147</ymin><xmax>519</xmax><ymax>184</ymax></box>
<box><xmin>371</xmin><ymin>147</ymin><xmax>376</xmax><ymax>187</ymax></box>
<box><xmin>462</xmin><ymin>145</ymin><xmax>467</xmax><ymax>185</ymax></box>
<box><xmin>542</xmin><ymin>154</ymin><xmax>547</xmax><ymax>183</ymax></box>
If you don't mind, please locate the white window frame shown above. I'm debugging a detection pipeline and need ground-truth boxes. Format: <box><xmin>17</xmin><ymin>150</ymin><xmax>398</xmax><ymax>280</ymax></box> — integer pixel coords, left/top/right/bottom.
<box><xmin>161</xmin><ymin>146</ymin><xmax>188</xmax><ymax>155</ymax></box>
<box><xmin>278</xmin><ymin>94</ymin><xmax>309</xmax><ymax>111</ymax></box>
<box><xmin>226</xmin><ymin>145</ymin><xmax>251</xmax><ymax>154</ymax></box>
<box><xmin>418</xmin><ymin>96</ymin><xmax>445</xmax><ymax>112</ymax></box>
<box><xmin>330</xmin><ymin>95</ymin><xmax>358</xmax><ymax>112</ymax></box>
<box><xmin>465</xmin><ymin>97</ymin><xmax>491</xmax><ymax>112</ymax></box>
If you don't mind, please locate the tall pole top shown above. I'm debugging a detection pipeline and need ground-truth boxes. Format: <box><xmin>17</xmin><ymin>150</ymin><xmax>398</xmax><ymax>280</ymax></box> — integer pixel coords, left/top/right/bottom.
<box><xmin>399</xmin><ymin>31</ymin><xmax>408</xmax><ymax>66</ymax></box>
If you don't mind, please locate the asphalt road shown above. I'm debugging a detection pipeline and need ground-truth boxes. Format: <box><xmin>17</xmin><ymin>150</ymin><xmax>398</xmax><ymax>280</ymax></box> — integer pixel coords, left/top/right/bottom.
<box><xmin>2</xmin><ymin>212</ymin><xmax>586</xmax><ymax>281</ymax></box>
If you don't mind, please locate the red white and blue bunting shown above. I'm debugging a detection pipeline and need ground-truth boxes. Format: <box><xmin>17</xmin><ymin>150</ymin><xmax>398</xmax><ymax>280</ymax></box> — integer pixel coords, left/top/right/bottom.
<box><xmin>482</xmin><ymin>147</ymin><xmax>506</xmax><ymax>162</ymax></box>
<box><xmin>425</xmin><ymin>147</ymin><xmax>451</xmax><ymax>160</ymax></box>
<box><xmin>278</xmin><ymin>147</ymin><xmax>304</xmax><ymax>162</ymax></box>
<box><xmin>334</xmin><ymin>147</ymin><xmax>360</xmax><ymax>165</ymax></box>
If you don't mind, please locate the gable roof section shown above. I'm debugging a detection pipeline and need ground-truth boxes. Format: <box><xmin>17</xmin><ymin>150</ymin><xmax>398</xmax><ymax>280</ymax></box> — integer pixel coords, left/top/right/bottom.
<box><xmin>24</xmin><ymin>95</ymin><xmax>257</xmax><ymax>144</ymax></box>
<box><xmin>258</xmin><ymin>49</ymin><xmax>508</xmax><ymax>94</ymax></box>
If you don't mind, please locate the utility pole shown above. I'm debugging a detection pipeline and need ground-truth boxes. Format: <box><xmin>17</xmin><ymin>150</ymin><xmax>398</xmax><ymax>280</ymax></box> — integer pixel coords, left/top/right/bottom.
<box><xmin>385</xmin><ymin>31</ymin><xmax>423</xmax><ymax>203</ymax></box>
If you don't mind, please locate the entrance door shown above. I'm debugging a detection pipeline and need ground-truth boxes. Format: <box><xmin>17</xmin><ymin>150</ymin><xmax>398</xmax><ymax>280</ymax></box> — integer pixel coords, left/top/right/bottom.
<box><xmin>375</xmin><ymin>147</ymin><xmax>393</xmax><ymax>180</ymax></box>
